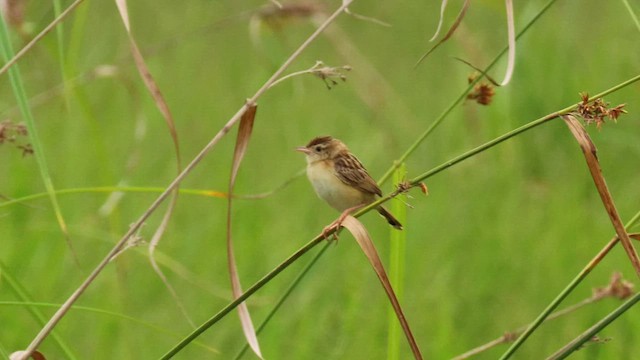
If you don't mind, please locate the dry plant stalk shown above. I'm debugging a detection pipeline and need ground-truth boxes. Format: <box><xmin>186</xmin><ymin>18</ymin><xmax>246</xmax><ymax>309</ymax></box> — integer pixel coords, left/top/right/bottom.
<box><xmin>561</xmin><ymin>114</ymin><xmax>640</xmax><ymax>278</ymax></box>
<box><xmin>14</xmin><ymin>1</ymin><xmax>356</xmax><ymax>358</ymax></box>
<box><xmin>0</xmin><ymin>0</ymin><xmax>86</xmax><ymax>77</ymax></box>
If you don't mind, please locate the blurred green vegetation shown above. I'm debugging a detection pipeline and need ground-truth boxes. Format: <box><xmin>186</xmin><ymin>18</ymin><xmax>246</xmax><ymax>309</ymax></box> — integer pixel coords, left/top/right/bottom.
<box><xmin>1</xmin><ymin>0</ymin><xmax>639</xmax><ymax>359</ymax></box>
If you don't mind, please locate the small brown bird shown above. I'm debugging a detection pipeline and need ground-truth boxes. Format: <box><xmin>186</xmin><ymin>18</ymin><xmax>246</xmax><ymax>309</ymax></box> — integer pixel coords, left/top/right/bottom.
<box><xmin>296</xmin><ymin>136</ymin><xmax>403</xmax><ymax>232</ymax></box>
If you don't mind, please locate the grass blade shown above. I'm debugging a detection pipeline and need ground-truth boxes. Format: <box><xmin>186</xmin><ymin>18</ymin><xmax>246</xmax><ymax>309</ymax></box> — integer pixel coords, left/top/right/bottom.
<box><xmin>0</xmin><ymin>11</ymin><xmax>76</xmax><ymax>259</ymax></box>
<box><xmin>387</xmin><ymin>163</ymin><xmax>408</xmax><ymax>360</ymax></box>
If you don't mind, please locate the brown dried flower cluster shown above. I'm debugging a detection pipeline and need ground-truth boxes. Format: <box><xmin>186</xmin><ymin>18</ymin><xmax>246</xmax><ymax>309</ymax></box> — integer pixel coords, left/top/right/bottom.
<box><xmin>0</xmin><ymin>120</ymin><xmax>32</xmax><ymax>156</ymax></box>
<box><xmin>576</xmin><ymin>93</ymin><xmax>627</xmax><ymax>129</ymax></box>
<box><xmin>466</xmin><ymin>73</ymin><xmax>495</xmax><ymax>105</ymax></box>
<box><xmin>592</xmin><ymin>272</ymin><xmax>634</xmax><ymax>300</ymax></box>
<box><xmin>467</xmin><ymin>83</ymin><xmax>495</xmax><ymax>105</ymax></box>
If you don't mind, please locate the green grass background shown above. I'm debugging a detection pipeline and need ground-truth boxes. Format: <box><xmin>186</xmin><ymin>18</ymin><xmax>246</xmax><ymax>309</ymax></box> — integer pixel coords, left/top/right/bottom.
<box><xmin>1</xmin><ymin>0</ymin><xmax>640</xmax><ymax>359</ymax></box>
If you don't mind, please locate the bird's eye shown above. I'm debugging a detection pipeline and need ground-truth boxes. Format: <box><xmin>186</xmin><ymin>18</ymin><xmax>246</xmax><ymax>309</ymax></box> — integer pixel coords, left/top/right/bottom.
<box><xmin>314</xmin><ymin>146</ymin><xmax>322</xmax><ymax>152</ymax></box>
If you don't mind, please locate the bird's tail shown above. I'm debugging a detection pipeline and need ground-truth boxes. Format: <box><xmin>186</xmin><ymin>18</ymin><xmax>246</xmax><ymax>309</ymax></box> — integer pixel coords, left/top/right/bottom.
<box><xmin>377</xmin><ymin>206</ymin><xmax>403</xmax><ymax>230</ymax></box>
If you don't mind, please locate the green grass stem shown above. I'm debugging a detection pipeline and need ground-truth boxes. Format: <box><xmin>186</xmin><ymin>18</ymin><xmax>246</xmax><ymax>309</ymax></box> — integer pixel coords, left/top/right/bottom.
<box><xmin>498</xmin><ymin>210</ymin><xmax>640</xmax><ymax>360</ymax></box>
<box><xmin>377</xmin><ymin>0</ymin><xmax>559</xmax><ymax>186</ymax></box>
<box><xmin>387</xmin><ymin>164</ymin><xmax>408</xmax><ymax>360</ymax></box>
<box><xmin>232</xmin><ymin>242</ymin><xmax>332</xmax><ymax>360</ymax></box>
<box><xmin>0</xmin><ymin>261</ymin><xmax>77</xmax><ymax>359</ymax></box>
<box><xmin>0</xmin><ymin>301</ymin><xmax>218</xmax><ymax>354</ymax></box>
<box><xmin>0</xmin><ymin>13</ymin><xmax>73</xmax><ymax>250</ymax></box>
<box><xmin>546</xmin><ymin>291</ymin><xmax>640</xmax><ymax>359</ymax></box>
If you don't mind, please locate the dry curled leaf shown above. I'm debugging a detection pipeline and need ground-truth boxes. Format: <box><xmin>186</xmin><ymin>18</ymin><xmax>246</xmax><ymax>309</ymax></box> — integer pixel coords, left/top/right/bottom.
<box><xmin>227</xmin><ymin>103</ymin><xmax>263</xmax><ymax>359</ymax></box>
<box><xmin>415</xmin><ymin>0</ymin><xmax>470</xmax><ymax>67</ymax></box>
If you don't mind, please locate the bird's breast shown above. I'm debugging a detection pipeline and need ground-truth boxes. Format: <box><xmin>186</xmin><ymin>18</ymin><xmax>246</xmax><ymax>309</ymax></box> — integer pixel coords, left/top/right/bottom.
<box><xmin>306</xmin><ymin>161</ymin><xmax>371</xmax><ymax>211</ymax></box>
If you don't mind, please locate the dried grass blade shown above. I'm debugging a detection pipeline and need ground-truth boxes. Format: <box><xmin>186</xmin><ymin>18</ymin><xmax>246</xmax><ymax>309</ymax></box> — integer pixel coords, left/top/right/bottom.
<box><xmin>561</xmin><ymin>115</ymin><xmax>640</xmax><ymax>278</ymax></box>
<box><xmin>341</xmin><ymin>216</ymin><xmax>423</xmax><ymax>360</ymax></box>
<box><xmin>500</xmin><ymin>0</ymin><xmax>515</xmax><ymax>85</ymax></box>
<box><xmin>429</xmin><ymin>0</ymin><xmax>449</xmax><ymax>41</ymax></box>
<box><xmin>415</xmin><ymin>0</ymin><xmax>469</xmax><ymax>68</ymax></box>
<box><xmin>114</xmin><ymin>0</ymin><xmax>189</xmax><ymax>325</ymax></box>
<box><xmin>227</xmin><ymin>103</ymin><xmax>262</xmax><ymax>358</ymax></box>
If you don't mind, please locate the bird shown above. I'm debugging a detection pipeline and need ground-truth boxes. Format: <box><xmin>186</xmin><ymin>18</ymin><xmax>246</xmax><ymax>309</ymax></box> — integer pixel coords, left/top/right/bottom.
<box><xmin>296</xmin><ymin>136</ymin><xmax>403</xmax><ymax>235</ymax></box>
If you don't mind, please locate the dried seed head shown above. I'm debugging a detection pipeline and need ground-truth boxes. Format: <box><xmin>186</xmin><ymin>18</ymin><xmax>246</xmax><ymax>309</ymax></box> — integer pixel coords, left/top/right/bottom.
<box><xmin>575</xmin><ymin>93</ymin><xmax>626</xmax><ymax>129</ymax></box>
<box><xmin>311</xmin><ymin>61</ymin><xmax>352</xmax><ymax>90</ymax></box>
<box><xmin>467</xmin><ymin>83</ymin><xmax>495</xmax><ymax>105</ymax></box>
<box><xmin>0</xmin><ymin>120</ymin><xmax>31</xmax><ymax>155</ymax></box>
<box><xmin>593</xmin><ymin>272</ymin><xmax>634</xmax><ymax>300</ymax></box>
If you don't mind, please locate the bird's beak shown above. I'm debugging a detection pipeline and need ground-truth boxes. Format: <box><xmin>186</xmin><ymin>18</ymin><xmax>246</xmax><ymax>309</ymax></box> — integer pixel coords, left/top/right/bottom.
<box><xmin>295</xmin><ymin>146</ymin><xmax>311</xmax><ymax>154</ymax></box>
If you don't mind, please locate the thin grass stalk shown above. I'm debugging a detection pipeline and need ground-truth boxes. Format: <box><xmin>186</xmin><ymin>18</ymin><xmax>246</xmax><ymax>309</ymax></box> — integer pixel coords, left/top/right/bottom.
<box><xmin>0</xmin><ymin>0</ymin><xmax>85</xmax><ymax>77</ymax></box>
<box><xmin>546</xmin><ymin>291</ymin><xmax>640</xmax><ymax>360</ymax></box>
<box><xmin>16</xmin><ymin>2</ymin><xmax>355</xmax><ymax>358</ymax></box>
<box><xmin>369</xmin><ymin>73</ymin><xmax>640</xmax><ymax>217</ymax></box>
<box><xmin>0</xmin><ymin>175</ymin><xmax>306</xmax><ymax>208</ymax></box>
<box><xmin>233</xmin><ymin>242</ymin><xmax>332</xmax><ymax>360</ymax></box>
<box><xmin>0</xmin><ymin>301</ymin><xmax>218</xmax><ymax>353</ymax></box>
<box><xmin>452</xmin><ymin>269</ymin><xmax>638</xmax><ymax>359</ymax></box>
<box><xmin>378</xmin><ymin>0</ymin><xmax>559</xmax><ymax>186</ymax></box>
<box><xmin>0</xmin><ymin>261</ymin><xmax>77</xmax><ymax>359</ymax></box>
<box><xmin>498</xmin><ymin>210</ymin><xmax>640</xmax><ymax>360</ymax></box>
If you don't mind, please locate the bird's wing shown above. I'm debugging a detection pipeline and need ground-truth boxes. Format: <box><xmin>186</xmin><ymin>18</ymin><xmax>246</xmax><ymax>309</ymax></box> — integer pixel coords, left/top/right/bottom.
<box><xmin>334</xmin><ymin>153</ymin><xmax>382</xmax><ymax>196</ymax></box>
